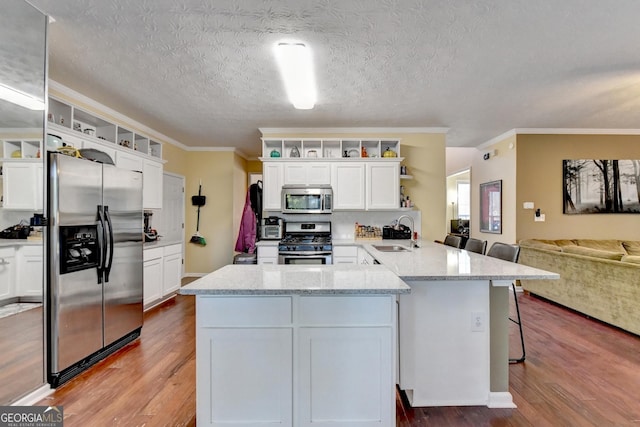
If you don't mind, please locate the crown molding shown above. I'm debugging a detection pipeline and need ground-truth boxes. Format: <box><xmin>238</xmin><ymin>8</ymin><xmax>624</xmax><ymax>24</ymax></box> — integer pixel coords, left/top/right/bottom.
<box><xmin>478</xmin><ymin>127</ymin><xmax>640</xmax><ymax>150</ymax></box>
<box><xmin>48</xmin><ymin>80</ymin><xmax>189</xmax><ymax>151</ymax></box>
<box><xmin>259</xmin><ymin>127</ymin><xmax>450</xmax><ymax>135</ymax></box>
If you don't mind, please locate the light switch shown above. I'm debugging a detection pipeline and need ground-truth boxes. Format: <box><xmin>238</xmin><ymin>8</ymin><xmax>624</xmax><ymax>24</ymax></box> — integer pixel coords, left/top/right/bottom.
<box><xmin>523</xmin><ymin>202</ymin><xmax>534</xmax><ymax>209</ymax></box>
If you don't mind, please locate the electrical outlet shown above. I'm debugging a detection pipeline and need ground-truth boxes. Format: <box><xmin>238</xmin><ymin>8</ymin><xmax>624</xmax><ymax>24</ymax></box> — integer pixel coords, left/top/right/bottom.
<box><xmin>534</xmin><ymin>213</ymin><xmax>545</xmax><ymax>222</ymax></box>
<box><xmin>471</xmin><ymin>311</ymin><xmax>485</xmax><ymax>332</ymax></box>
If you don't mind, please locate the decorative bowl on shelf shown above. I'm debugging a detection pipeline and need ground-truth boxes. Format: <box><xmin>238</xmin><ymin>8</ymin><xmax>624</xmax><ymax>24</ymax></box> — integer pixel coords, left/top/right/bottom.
<box><xmin>382</xmin><ymin>148</ymin><xmax>397</xmax><ymax>158</ymax></box>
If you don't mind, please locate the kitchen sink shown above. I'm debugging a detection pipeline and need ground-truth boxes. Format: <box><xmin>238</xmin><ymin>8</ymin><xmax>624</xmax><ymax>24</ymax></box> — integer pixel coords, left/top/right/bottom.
<box><xmin>372</xmin><ymin>244</ymin><xmax>410</xmax><ymax>252</ymax></box>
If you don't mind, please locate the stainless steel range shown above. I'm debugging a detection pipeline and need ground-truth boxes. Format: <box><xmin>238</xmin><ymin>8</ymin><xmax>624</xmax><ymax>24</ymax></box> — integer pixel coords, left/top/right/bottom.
<box><xmin>278</xmin><ymin>221</ymin><xmax>332</xmax><ymax>264</ymax></box>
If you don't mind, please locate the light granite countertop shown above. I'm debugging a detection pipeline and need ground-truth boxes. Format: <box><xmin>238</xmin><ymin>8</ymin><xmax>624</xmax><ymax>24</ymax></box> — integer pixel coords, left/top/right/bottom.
<box><xmin>143</xmin><ymin>239</ymin><xmax>183</xmax><ymax>249</ymax></box>
<box><xmin>180</xmin><ymin>264</ymin><xmax>411</xmax><ymax>295</ymax></box>
<box><xmin>255</xmin><ymin>240</ymin><xmax>280</xmax><ymax>247</ymax></box>
<box><xmin>0</xmin><ymin>238</ymin><xmax>42</xmax><ymax>247</ymax></box>
<box><xmin>344</xmin><ymin>239</ymin><xmax>559</xmax><ymax>282</ymax></box>
<box><xmin>181</xmin><ymin>238</ymin><xmax>558</xmax><ymax>296</ymax></box>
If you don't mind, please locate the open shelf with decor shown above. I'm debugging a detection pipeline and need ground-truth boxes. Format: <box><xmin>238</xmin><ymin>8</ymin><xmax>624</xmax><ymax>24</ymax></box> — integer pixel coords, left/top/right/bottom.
<box><xmin>46</xmin><ymin>95</ymin><xmax>163</xmax><ymax>161</ymax></box>
<box><xmin>261</xmin><ymin>138</ymin><xmax>401</xmax><ymax>160</ymax></box>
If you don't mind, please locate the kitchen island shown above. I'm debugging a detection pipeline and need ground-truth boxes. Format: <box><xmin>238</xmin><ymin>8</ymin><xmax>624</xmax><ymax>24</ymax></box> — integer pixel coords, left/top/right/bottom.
<box><xmin>181</xmin><ymin>241</ymin><xmax>558</xmax><ymax>426</ymax></box>
<box><xmin>180</xmin><ymin>264</ymin><xmax>410</xmax><ymax>427</ymax></box>
<box><xmin>336</xmin><ymin>240</ymin><xmax>559</xmax><ymax>408</ymax></box>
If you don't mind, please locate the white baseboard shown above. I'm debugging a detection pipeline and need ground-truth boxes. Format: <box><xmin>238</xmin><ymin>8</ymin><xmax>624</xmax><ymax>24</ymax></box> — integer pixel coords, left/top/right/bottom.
<box><xmin>487</xmin><ymin>392</ymin><xmax>517</xmax><ymax>408</ymax></box>
<box><xmin>184</xmin><ymin>272</ymin><xmax>206</xmax><ymax>278</ymax></box>
<box><xmin>12</xmin><ymin>385</ymin><xmax>53</xmax><ymax>406</ymax></box>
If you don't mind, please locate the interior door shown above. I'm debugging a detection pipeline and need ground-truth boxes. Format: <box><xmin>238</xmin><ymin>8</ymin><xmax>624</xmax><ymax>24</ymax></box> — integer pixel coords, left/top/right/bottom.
<box><xmin>155</xmin><ymin>172</ymin><xmax>185</xmax><ymax>242</ymax></box>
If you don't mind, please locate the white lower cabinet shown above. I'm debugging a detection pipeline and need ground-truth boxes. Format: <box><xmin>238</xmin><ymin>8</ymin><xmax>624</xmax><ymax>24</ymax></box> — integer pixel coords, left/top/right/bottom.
<box><xmin>199</xmin><ymin>327</ymin><xmax>293</xmax><ymax>426</ymax></box>
<box><xmin>143</xmin><ymin>248</ymin><xmax>163</xmax><ymax>307</ymax></box>
<box><xmin>257</xmin><ymin>245</ymin><xmax>278</xmax><ymax>265</ymax></box>
<box><xmin>358</xmin><ymin>247</ymin><xmax>376</xmax><ymax>265</ymax></box>
<box><xmin>17</xmin><ymin>245</ymin><xmax>43</xmax><ymax>299</ymax></box>
<box><xmin>0</xmin><ymin>247</ymin><xmax>16</xmax><ymax>301</ymax></box>
<box><xmin>298</xmin><ymin>327</ymin><xmax>392</xmax><ymax>427</ymax></box>
<box><xmin>195</xmin><ymin>295</ymin><xmax>394</xmax><ymax>427</ymax></box>
<box><xmin>333</xmin><ymin>245</ymin><xmax>358</xmax><ymax>264</ymax></box>
<box><xmin>162</xmin><ymin>244</ymin><xmax>182</xmax><ymax>294</ymax></box>
<box><xmin>143</xmin><ymin>243</ymin><xmax>183</xmax><ymax>308</ymax></box>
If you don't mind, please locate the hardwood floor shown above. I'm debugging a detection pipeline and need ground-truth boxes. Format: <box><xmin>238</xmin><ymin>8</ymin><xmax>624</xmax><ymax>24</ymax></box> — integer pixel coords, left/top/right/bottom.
<box><xmin>0</xmin><ymin>306</ymin><xmax>44</xmax><ymax>404</ymax></box>
<box><xmin>37</xmin><ymin>291</ymin><xmax>640</xmax><ymax>426</ymax></box>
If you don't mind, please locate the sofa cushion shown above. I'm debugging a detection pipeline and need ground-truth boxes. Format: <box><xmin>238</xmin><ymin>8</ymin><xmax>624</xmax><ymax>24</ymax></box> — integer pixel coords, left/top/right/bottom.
<box><xmin>621</xmin><ymin>255</ymin><xmax>640</xmax><ymax>265</ymax></box>
<box><xmin>574</xmin><ymin>239</ymin><xmax>626</xmax><ymax>253</ymax></box>
<box><xmin>622</xmin><ymin>241</ymin><xmax>640</xmax><ymax>256</ymax></box>
<box><xmin>552</xmin><ymin>239</ymin><xmax>577</xmax><ymax>248</ymax></box>
<box><xmin>562</xmin><ymin>245</ymin><xmax>625</xmax><ymax>261</ymax></box>
<box><xmin>519</xmin><ymin>239</ymin><xmax>563</xmax><ymax>252</ymax></box>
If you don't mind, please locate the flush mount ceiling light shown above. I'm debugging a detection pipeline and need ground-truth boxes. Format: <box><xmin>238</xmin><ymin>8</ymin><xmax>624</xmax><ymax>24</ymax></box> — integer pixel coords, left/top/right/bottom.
<box><xmin>0</xmin><ymin>83</ymin><xmax>45</xmax><ymax>110</ymax></box>
<box><xmin>274</xmin><ymin>42</ymin><xmax>317</xmax><ymax>110</ymax></box>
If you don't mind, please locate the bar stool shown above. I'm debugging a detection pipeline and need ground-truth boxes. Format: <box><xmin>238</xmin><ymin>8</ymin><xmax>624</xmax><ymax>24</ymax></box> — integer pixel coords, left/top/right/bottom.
<box><xmin>443</xmin><ymin>234</ymin><xmax>463</xmax><ymax>248</ymax></box>
<box><xmin>486</xmin><ymin>242</ymin><xmax>525</xmax><ymax>363</ymax></box>
<box><xmin>464</xmin><ymin>238</ymin><xmax>487</xmax><ymax>255</ymax></box>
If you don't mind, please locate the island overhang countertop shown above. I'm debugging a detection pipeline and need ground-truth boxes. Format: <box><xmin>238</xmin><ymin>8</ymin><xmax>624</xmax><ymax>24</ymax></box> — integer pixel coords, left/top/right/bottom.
<box><xmin>179</xmin><ymin>264</ymin><xmax>411</xmax><ymax>295</ymax></box>
<box><xmin>356</xmin><ymin>240</ymin><xmax>560</xmax><ymax>282</ymax></box>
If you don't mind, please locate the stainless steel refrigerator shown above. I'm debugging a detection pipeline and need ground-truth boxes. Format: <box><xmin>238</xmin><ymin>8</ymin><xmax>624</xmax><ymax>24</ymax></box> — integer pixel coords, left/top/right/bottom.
<box><xmin>47</xmin><ymin>152</ymin><xmax>143</xmax><ymax>387</ymax></box>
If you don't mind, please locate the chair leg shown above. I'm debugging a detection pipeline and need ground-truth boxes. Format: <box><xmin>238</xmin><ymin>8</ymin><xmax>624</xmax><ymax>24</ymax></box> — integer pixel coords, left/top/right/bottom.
<box><xmin>509</xmin><ymin>282</ymin><xmax>526</xmax><ymax>363</ymax></box>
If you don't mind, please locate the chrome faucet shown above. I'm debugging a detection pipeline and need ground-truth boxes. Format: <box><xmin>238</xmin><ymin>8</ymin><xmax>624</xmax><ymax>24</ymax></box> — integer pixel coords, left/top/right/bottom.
<box><xmin>396</xmin><ymin>214</ymin><xmax>419</xmax><ymax>248</ymax></box>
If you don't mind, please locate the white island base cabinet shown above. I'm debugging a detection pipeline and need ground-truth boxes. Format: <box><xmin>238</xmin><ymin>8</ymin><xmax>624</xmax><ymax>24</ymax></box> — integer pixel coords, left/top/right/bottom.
<box><xmin>196</xmin><ymin>294</ymin><xmax>395</xmax><ymax>427</ymax></box>
<box><xmin>398</xmin><ymin>279</ymin><xmax>515</xmax><ymax>408</ymax></box>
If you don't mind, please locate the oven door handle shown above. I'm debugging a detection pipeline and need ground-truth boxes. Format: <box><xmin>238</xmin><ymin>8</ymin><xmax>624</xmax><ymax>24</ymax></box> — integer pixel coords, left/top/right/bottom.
<box><xmin>279</xmin><ymin>251</ymin><xmax>333</xmax><ymax>256</ymax></box>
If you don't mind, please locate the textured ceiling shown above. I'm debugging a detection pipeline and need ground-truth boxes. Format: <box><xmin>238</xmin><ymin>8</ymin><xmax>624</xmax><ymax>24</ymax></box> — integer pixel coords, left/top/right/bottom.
<box><xmin>25</xmin><ymin>0</ymin><xmax>640</xmax><ymax>157</ymax></box>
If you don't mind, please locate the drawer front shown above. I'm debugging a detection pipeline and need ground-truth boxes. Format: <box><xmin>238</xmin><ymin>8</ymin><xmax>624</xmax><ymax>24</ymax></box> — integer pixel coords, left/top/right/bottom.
<box><xmin>332</xmin><ymin>246</ymin><xmax>358</xmax><ymax>257</ymax></box>
<box><xmin>259</xmin><ymin>246</ymin><xmax>279</xmax><ymax>258</ymax></box>
<box><xmin>143</xmin><ymin>247</ymin><xmax>163</xmax><ymax>261</ymax></box>
<box><xmin>163</xmin><ymin>243</ymin><xmax>182</xmax><ymax>256</ymax></box>
<box><xmin>198</xmin><ymin>296</ymin><xmax>293</xmax><ymax>327</ymax></box>
<box><xmin>299</xmin><ymin>295</ymin><xmax>393</xmax><ymax>326</ymax></box>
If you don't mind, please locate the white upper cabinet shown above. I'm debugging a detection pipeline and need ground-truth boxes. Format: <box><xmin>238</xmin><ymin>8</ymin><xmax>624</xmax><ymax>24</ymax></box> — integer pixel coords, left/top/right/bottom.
<box><xmin>331</xmin><ymin>162</ymin><xmax>366</xmax><ymax>210</ymax></box>
<box><xmin>366</xmin><ymin>162</ymin><xmax>400</xmax><ymax>210</ymax></box>
<box><xmin>142</xmin><ymin>160</ymin><xmax>163</xmax><ymax>209</ymax></box>
<box><xmin>263</xmin><ymin>162</ymin><xmax>284</xmax><ymax>211</ymax></box>
<box><xmin>2</xmin><ymin>162</ymin><xmax>43</xmax><ymax>210</ymax></box>
<box><xmin>283</xmin><ymin>162</ymin><xmax>330</xmax><ymax>185</ymax></box>
<box><xmin>45</xmin><ymin>95</ymin><xmax>166</xmax><ymax>210</ymax></box>
<box><xmin>261</xmin><ymin>138</ymin><xmax>406</xmax><ymax>212</ymax></box>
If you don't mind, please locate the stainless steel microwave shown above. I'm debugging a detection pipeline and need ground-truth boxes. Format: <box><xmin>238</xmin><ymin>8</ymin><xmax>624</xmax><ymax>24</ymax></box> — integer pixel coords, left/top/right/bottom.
<box><xmin>281</xmin><ymin>185</ymin><xmax>333</xmax><ymax>214</ymax></box>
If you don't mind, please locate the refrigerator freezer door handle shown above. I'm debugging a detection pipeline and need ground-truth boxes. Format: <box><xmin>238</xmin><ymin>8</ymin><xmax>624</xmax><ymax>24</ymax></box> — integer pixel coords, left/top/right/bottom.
<box><xmin>104</xmin><ymin>205</ymin><xmax>114</xmax><ymax>282</ymax></box>
<box><xmin>97</xmin><ymin>205</ymin><xmax>106</xmax><ymax>284</ymax></box>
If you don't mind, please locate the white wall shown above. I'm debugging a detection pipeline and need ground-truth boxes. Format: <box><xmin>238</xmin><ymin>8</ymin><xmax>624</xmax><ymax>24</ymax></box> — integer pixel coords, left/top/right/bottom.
<box><xmin>446</xmin><ymin>147</ymin><xmax>475</xmax><ymax>176</ymax></box>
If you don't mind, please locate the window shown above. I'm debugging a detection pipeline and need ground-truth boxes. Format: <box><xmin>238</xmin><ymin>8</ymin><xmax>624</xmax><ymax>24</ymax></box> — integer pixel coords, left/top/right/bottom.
<box><xmin>457</xmin><ymin>181</ymin><xmax>470</xmax><ymax>219</ymax></box>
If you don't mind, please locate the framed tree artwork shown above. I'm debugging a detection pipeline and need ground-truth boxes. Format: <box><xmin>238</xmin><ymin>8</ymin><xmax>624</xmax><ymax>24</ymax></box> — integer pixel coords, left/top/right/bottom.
<box><xmin>480</xmin><ymin>180</ymin><xmax>502</xmax><ymax>233</ymax></box>
<box><xmin>563</xmin><ymin>159</ymin><xmax>640</xmax><ymax>214</ymax></box>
